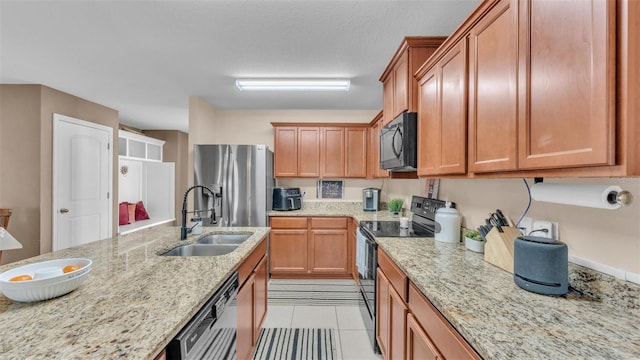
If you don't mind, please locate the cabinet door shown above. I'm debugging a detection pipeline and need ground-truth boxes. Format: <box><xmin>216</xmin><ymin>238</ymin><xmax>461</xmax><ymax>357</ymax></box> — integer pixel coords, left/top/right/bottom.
<box><xmin>321</xmin><ymin>127</ymin><xmax>345</xmax><ymax>177</ymax></box>
<box><xmin>383</xmin><ymin>77</ymin><xmax>395</xmax><ymax>125</ymax></box>
<box><xmin>376</xmin><ymin>268</ymin><xmax>390</xmax><ymax>359</ymax></box>
<box><xmin>393</xmin><ymin>52</ymin><xmax>410</xmax><ymax>118</ymax></box>
<box><xmin>274</xmin><ymin>127</ymin><xmax>298</xmax><ymax>177</ymax></box>
<box><xmin>298</xmin><ymin>127</ymin><xmax>321</xmax><ymax>177</ymax></box>
<box><xmin>253</xmin><ymin>255</ymin><xmax>268</xmax><ymax>342</ymax></box>
<box><xmin>309</xmin><ymin>229</ymin><xmax>348</xmax><ymax>274</ymax></box>
<box><xmin>345</xmin><ymin>127</ymin><xmax>368</xmax><ymax>178</ymax></box>
<box><xmin>389</xmin><ymin>280</ymin><xmax>408</xmax><ymax>360</ymax></box>
<box><xmin>237</xmin><ymin>273</ymin><xmax>255</xmax><ymax>360</ymax></box>
<box><xmin>406</xmin><ymin>313</ymin><xmax>440</xmax><ymax>360</ymax></box>
<box><xmin>269</xmin><ymin>229</ymin><xmax>308</xmax><ymax>273</ymax></box>
<box><xmin>517</xmin><ymin>0</ymin><xmax>615</xmax><ymax>169</ymax></box>
<box><xmin>437</xmin><ymin>39</ymin><xmax>467</xmax><ymax>175</ymax></box>
<box><xmin>468</xmin><ymin>0</ymin><xmax>517</xmax><ymax>173</ymax></box>
<box><xmin>417</xmin><ymin>68</ymin><xmax>439</xmax><ymax>176</ymax></box>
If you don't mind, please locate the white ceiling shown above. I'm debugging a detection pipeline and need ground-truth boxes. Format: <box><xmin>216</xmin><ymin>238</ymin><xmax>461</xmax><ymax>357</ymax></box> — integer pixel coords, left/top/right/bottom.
<box><xmin>1</xmin><ymin>0</ymin><xmax>480</xmax><ymax>132</ymax></box>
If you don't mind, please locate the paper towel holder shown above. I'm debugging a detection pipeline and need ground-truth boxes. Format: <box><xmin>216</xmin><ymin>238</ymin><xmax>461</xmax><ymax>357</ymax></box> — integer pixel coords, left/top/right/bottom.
<box><xmin>534</xmin><ymin>178</ymin><xmax>633</xmax><ymax>207</ymax></box>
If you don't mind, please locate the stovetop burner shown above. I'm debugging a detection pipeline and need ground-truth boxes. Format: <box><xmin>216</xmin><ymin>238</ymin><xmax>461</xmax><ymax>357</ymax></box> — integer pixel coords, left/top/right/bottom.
<box><xmin>358</xmin><ymin>196</ymin><xmax>453</xmax><ymax>239</ymax></box>
<box><xmin>359</xmin><ymin>220</ymin><xmax>433</xmax><ymax>238</ymax></box>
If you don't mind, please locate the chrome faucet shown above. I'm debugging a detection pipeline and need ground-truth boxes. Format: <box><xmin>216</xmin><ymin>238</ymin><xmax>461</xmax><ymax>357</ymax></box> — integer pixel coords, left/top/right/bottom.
<box><xmin>181</xmin><ymin>185</ymin><xmax>216</xmax><ymax>240</ymax></box>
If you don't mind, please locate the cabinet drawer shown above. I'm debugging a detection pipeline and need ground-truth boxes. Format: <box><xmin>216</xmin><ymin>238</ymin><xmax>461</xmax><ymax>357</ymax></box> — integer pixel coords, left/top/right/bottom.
<box><xmin>408</xmin><ymin>282</ymin><xmax>480</xmax><ymax>360</ymax></box>
<box><xmin>378</xmin><ymin>249</ymin><xmax>408</xmax><ymax>301</ymax></box>
<box><xmin>270</xmin><ymin>217</ymin><xmax>308</xmax><ymax>229</ymax></box>
<box><xmin>238</xmin><ymin>237</ymin><xmax>267</xmax><ymax>286</ymax></box>
<box><xmin>310</xmin><ymin>217</ymin><xmax>348</xmax><ymax>229</ymax></box>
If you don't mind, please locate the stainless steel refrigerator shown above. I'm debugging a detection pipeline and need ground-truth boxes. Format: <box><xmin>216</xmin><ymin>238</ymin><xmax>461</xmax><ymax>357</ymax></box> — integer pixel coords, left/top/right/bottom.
<box><xmin>193</xmin><ymin>144</ymin><xmax>274</xmax><ymax>227</ymax></box>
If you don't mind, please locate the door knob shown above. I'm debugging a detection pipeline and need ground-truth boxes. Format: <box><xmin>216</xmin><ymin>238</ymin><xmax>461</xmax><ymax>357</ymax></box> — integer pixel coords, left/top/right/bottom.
<box><xmin>59</xmin><ymin>208</ymin><xmax>69</xmax><ymax>214</ymax></box>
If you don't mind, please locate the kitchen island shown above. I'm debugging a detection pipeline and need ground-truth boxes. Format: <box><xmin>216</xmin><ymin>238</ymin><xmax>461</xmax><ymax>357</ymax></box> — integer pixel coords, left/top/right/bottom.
<box><xmin>0</xmin><ymin>226</ymin><xmax>269</xmax><ymax>360</ymax></box>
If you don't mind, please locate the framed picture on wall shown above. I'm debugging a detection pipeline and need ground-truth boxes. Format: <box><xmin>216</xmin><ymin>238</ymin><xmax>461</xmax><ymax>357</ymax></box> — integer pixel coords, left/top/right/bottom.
<box><xmin>317</xmin><ymin>180</ymin><xmax>344</xmax><ymax>199</ymax></box>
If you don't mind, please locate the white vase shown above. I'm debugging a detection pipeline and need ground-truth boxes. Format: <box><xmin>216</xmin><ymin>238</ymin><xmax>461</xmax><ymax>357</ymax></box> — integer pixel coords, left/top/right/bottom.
<box><xmin>464</xmin><ymin>237</ymin><xmax>485</xmax><ymax>253</ymax></box>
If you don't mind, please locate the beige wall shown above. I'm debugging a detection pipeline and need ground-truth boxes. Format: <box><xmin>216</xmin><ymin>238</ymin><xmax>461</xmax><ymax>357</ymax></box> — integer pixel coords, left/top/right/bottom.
<box><xmin>143</xmin><ymin>130</ymin><xmax>189</xmax><ymax>223</ymax></box>
<box><xmin>0</xmin><ymin>85</ymin><xmax>42</xmax><ymax>264</ymax></box>
<box><xmin>0</xmin><ymin>85</ymin><xmax>119</xmax><ymax>264</ymax></box>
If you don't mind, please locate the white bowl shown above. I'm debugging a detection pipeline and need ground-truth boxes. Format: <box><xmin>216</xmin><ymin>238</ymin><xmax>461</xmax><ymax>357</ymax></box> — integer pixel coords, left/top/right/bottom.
<box><xmin>0</xmin><ymin>258</ymin><xmax>92</xmax><ymax>302</ymax></box>
<box><xmin>464</xmin><ymin>237</ymin><xmax>486</xmax><ymax>253</ymax></box>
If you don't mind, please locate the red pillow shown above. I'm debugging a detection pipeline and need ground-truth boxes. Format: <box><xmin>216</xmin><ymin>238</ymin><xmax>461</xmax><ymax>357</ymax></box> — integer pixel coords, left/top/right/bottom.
<box><xmin>135</xmin><ymin>201</ymin><xmax>150</xmax><ymax>221</ymax></box>
<box><xmin>119</xmin><ymin>202</ymin><xmax>129</xmax><ymax>225</ymax></box>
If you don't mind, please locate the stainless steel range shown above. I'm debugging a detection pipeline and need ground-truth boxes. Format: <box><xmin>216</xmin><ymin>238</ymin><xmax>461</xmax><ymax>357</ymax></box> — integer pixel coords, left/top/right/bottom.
<box><xmin>356</xmin><ymin>195</ymin><xmax>449</xmax><ymax>353</ymax></box>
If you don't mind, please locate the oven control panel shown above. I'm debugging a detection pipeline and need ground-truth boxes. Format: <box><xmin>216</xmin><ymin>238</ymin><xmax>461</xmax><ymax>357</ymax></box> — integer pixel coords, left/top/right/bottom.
<box><xmin>410</xmin><ymin>196</ymin><xmax>454</xmax><ymax>221</ymax></box>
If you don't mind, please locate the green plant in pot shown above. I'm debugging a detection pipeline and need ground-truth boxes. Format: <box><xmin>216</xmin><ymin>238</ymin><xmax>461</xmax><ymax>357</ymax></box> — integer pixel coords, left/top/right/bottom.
<box><xmin>464</xmin><ymin>230</ymin><xmax>486</xmax><ymax>253</ymax></box>
<box><xmin>388</xmin><ymin>198</ymin><xmax>404</xmax><ymax>215</ymax></box>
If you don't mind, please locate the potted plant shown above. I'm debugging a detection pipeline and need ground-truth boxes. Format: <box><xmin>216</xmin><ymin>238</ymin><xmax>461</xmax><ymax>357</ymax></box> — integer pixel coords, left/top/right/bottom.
<box><xmin>388</xmin><ymin>198</ymin><xmax>404</xmax><ymax>216</ymax></box>
<box><xmin>464</xmin><ymin>230</ymin><xmax>486</xmax><ymax>253</ymax></box>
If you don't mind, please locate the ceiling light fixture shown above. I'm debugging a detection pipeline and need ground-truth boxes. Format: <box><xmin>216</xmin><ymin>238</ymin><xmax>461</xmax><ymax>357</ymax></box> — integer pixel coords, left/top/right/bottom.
<box><xmin>235</xmin><ymin>79</ymin><xmax>350</xmax><ymax>91</ymax></box>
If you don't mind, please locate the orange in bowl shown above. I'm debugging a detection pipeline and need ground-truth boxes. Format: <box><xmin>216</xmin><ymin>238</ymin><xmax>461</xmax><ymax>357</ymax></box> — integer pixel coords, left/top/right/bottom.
<box><xmin>63</xmin><ymin>265</ymin><xmax>81</xmax><ymax>273</ymax></box>
<box><xmin>9</xmin><ymin>274</ymin><xmax>33</xmax><ymax>282</ymax></box>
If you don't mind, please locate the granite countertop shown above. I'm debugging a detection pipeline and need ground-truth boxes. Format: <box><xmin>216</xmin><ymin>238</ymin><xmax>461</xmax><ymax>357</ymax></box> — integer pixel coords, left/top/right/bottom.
<box><xmin>0</xmin><ymin>226</ymin><xmax>269</xmax><ymax>360</ymax></box>
<box><xmin>272</xmin><ymin>202</ymin><xmax>640</xmax><ymax>359</ymax></box>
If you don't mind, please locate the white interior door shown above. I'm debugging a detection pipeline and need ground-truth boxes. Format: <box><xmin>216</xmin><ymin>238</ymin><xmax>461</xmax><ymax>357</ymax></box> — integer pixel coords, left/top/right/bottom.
<box><xmin>53</xmin><ymin>114</ymin><xmax>112</xmax><ymax>251</ymax></box>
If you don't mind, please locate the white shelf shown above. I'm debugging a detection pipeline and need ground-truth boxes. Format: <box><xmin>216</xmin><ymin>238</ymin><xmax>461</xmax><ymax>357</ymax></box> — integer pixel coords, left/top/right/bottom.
<box><xmin>118</xmin><ymin>217</ymin><xmax>175</xmax><ymax>236</ymax></box>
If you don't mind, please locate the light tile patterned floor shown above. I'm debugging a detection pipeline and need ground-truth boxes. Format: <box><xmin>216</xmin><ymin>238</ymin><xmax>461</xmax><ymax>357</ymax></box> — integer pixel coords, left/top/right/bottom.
<box><xmin>263</xmin><ymin>279</ymin><xmax>382</xmax><ymax>360</ymax></box>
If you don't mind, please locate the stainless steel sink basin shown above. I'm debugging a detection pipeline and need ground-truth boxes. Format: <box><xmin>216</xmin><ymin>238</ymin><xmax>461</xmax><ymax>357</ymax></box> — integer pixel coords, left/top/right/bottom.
<box><xmin>162</xmin><ymin>244</ymin><xmax>238</xmax><ymax>256</ymax></box>
<box><xmin>196</xmin><ymin>234</ymin><xmax>251</xmax><ymax>245</ymax></box>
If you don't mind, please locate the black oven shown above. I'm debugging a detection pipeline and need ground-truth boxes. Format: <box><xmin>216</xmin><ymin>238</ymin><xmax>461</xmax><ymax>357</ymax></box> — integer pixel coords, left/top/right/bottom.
<box><xmin>356</xmin><ymin>196</ymin><xmax>447</xmax><ymax>353</ymax></box>
<box><xmin>380</xmin><ymin>112</ymin><xmax>417</xmax><ymax>171</ymax></box>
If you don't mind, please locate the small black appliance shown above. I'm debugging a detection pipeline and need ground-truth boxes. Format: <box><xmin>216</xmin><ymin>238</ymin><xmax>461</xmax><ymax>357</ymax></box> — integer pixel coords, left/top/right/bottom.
<box><xmin>380</xmin><ymin>112</ymin><xmax>417</xmax><ymax>171</ymax></box>
<box><xmin>272</xmin><ymin>187</ymin><xmax>302</xmax><ymax>211</ymax></box>
<box><xmin>363</xmin><ymin>188</ymin><xmax>381</xmax><ymax>211</ymax></box>
<box><xmin>514</xmin><ymin>236</ymin><xmax>568</xmax><ymax>296</ymax></box>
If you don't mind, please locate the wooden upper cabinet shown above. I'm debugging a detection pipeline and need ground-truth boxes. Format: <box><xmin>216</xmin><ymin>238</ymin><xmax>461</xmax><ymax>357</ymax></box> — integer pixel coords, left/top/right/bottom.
<box><xmin>272</xmin><ymin>123</ymin><xmax>368</xmax><ymax>178</ymax></box>
<box><xmin>297</xmin><ymin>127</ymin><xmax>321</xmax><ymax>177</ymax></box>
<box><xmin>321</xmin><ymin>127</ymin><xmax>345</xmax><ymax>177</ymax></box>
<box><xmin>345</xmin><ymin>127</ymin><xmax>368</xmax><ymax>178</ymax></box>
<box><xmin>417</xmin><ymin>69</ymin><xmax>439</xmax><ymax>176</ymax></box>
<box><xmin>517</xmin><ymin>0</ymin><xmax>616</xmax><ymax>170</ymax></box>
<box><xmin>393</xmin><ymin>52</ymin><xmax>410</xmax><ymax>117</ymax></box>
<box><xmin>368</xmin><ymin>112</ymin><xmax>390</xmax><ymax>178</ymax></box>
<box><xmin>380</xmin><ymin>37</ymin><xmax>447</xmax><ymax>125</ymax></box>
<box><xmin>273</xmin><ymin>127</ymin><xmax>298</xmax><ymax>177</ymax></box>
<box><xmin>468</xmin><ymin>0</ymin><xmax>518</xmax><ymax>173</ymax></box>
<box><xmin>416</xmin><ymin>39</ymin><xmax>468</xmax><ymax>176</ymax></box>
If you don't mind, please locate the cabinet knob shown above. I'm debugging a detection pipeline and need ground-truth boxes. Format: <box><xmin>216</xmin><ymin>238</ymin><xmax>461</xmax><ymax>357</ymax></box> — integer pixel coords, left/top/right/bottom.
<box><xmin>59</xmin><ymin>208</ymin><xmax>70</xmax><ymax>214</ymax></box>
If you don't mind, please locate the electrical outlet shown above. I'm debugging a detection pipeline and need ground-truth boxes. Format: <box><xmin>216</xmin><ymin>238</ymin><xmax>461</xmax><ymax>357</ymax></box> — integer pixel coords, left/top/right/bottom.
<box><xmin>532</xmin><ymin>220</ymin><xmax>554</xmax><ymax>239</ymax></box>
<box><xmin>519</xmin><ymin>217</ymin><xmax>533</xmax><ymax>236</ymax></box>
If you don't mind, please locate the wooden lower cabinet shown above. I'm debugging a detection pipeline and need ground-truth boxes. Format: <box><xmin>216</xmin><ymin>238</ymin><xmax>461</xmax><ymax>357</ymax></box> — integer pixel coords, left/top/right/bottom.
<box><xmin>378</xmin><ymin>248</ymin><xmax>481</xmax><ymax>360</ymax></box>
<box><xmin>376</xmin><ymin>268</ymin><xmax>390</xmax><ymax>358</ymax></box>
<box><xmin>237</xmin><ymin>238</ymin><xmax>269</xmax><ymax>360</ymax></box>
<box><xmin>406</xmin><ymin>313</ymin><xmax>440</xmax><ymax>360</ymax></box>
<box><xmin>237</xmin><ymin>273</ymin><xmax>255</xmax><ymax>360</ymax></box>
<box><xmin>270</xmin><ymin>216</ymin><xmax>350</xmax><ymax>277</ymax></box>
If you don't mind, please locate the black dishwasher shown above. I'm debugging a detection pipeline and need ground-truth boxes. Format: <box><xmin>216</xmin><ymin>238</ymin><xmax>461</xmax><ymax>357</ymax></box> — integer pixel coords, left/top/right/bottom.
<box><xmin>167</xmin><ymin>272</ymin><xmax>239</xmax><ymax>360</ymax></box>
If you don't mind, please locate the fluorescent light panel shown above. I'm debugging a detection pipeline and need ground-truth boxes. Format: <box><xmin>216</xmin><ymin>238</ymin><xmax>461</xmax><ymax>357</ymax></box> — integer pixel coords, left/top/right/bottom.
<box><xmin>236</xmin><ymin>79</ymin><xmax>350</xmax><ymax>91</ymax></box>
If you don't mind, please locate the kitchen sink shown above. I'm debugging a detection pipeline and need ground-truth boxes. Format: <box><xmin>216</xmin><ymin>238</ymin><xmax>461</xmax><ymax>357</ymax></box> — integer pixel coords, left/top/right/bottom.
<box><xmin>162</xmin><ymin>244</ymin><xmax>238</xmax><ymax>257</ymax></box>
<box><xmin>196</xmin><ymin>234</ymin><xmax>251</xmax><ymax>245</ymax></box>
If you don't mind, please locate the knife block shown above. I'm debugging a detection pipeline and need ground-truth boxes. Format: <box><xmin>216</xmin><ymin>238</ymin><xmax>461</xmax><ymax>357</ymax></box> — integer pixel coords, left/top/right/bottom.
<box><xmin>484</xmin><ymin>226</ymin><xmax>522</xmax><ymax>273</ymax></box>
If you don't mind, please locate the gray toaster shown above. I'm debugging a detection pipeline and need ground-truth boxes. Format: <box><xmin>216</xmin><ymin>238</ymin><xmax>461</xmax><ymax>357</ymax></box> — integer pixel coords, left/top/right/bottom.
<box><xmin>513</xmin><ymin>236</ymin><xmax>568</xmax><ymax>296</ymax></box>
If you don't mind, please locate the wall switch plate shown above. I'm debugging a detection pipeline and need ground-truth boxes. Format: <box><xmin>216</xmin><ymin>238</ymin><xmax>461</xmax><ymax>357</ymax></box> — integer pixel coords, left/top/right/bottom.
<box><xmin>532</xmin><ymin>220</ymin><xmax>554</xmax><ymax>239</ymax></box>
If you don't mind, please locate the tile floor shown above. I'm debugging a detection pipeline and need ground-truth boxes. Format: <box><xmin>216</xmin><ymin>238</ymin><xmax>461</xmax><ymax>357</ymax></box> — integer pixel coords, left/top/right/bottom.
<box><xmin>262</xmin><ymin>281</ymin><xmax>383</xmax><ymax>360</ymax></box>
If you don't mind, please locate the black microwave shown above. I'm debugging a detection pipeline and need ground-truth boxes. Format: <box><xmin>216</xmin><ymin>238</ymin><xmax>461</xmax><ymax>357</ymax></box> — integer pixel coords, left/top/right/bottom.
<box><xmin>380</xmin><ymin>112</ymin><xmax>417</xmax><ymax>171</ymax></box>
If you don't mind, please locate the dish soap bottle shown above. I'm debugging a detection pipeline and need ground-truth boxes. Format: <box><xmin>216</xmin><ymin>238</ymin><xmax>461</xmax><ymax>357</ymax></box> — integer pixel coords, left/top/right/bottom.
<box><xmin>434</xmin><ymin>201</ymin><xmax>461</xmax><ymax>243</ymax></box>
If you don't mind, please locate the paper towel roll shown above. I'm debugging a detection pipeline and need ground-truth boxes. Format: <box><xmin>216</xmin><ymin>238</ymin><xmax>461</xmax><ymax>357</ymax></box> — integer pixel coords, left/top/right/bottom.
<box><xmin>530</xmin><ymin>183</ymin><xmax>622</xmax><ymax>209</ymax></box>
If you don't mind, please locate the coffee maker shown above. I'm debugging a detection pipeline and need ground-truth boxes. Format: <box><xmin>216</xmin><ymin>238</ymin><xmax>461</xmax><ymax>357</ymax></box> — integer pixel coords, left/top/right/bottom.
<box><xmin>363</xmin><ymin>188</ymin><xmax>381</xmax><ymax>211</ymax></box>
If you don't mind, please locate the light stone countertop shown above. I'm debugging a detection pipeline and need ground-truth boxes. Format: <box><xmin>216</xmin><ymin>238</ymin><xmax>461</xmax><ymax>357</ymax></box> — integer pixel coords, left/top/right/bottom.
<box><xmin>273</xmin><ymin>201</ymin><xmax>640</xmax><ymax>359</ymax></box>
<box><xmin>0</xmin><ymin>226</ymin><xmax>269</xmax><ymax>360</ymax></box>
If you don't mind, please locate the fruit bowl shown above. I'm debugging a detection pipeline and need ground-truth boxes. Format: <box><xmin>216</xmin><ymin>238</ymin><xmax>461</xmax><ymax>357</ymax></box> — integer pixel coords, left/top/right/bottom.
<box><xmin>0</xmin><ymin>258</ymin><xmax>92</xmax><ymax>302</ymax></box>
